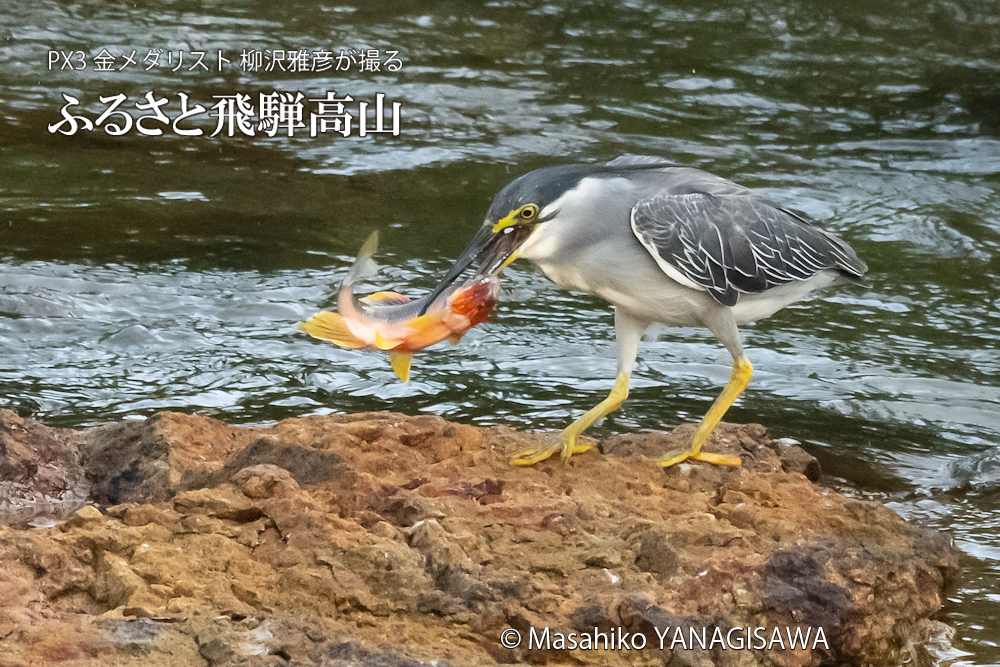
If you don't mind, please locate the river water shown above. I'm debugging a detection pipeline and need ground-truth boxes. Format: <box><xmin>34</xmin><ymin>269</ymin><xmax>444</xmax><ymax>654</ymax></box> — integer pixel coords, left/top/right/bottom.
<box><xmin>1</xmin><ymin>0</ymin><xmax>998</xmax><ymax>662</ymax></box>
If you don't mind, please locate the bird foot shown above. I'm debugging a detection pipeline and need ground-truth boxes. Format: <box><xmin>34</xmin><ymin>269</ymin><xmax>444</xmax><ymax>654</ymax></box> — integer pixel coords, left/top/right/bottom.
<box><xmin>655</xmin><ymin>448</ymin><xmax>742</xmax><ymax>468</ymax></box>
<box><xmin>509</xmin><ymin>435</ymin><xmax>594</xmax><ymax>466</ymax></box>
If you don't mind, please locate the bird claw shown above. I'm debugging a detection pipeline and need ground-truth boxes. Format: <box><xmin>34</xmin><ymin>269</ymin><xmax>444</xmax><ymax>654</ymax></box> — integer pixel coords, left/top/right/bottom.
<box><xmin>509</xmin><ymin>443</ymin><xmax>561</xmax><ymax>466</ymax></box>
<box><xmin>561</xmin><ymin>439</ymin><xmax>594</xmax><ymax>461</ymax></box>
<box><xmin>509</xmin><ymin>434</ymin><xmax>594</xmax><ymax>466</ymax></box>
<box><xmin>656</xmin><ymin>448</ymin><xmax>742</xmax><ymax>468</ymax></box>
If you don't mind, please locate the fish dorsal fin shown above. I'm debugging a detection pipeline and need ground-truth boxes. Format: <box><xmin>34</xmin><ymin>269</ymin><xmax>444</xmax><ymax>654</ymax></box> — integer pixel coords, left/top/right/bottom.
<box><xmin>389</xmin><ymin>351</ymin><xmax>412</xmax><ymax>382</ymax></box>
<box><xmin>344</xmin><ymin>231</ymin><xmax>380</xmax><ymax>285</ymax></box>
<box><xmin>447</xmin><ymin>334</ymin><xmax>462</xmax><ymax>345</ymax></box>
<box><xmin>298</xmin><ymin>311</ymin><xmax>367</xmax><ymax>349</ymax></box>
<box><xmin>360</xmin><ymin>291</ymin><xmax>411</xmax><ymax>306</ymax></box>
<box><xmin>374</xmin><ymin>330</ymin><xmax>402</xmax><ymax>350</ymax></box>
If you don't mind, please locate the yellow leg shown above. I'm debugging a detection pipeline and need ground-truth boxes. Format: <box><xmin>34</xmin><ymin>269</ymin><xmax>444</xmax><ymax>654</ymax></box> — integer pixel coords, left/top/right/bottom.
<box><xmin>656</xmin><ymin>356</ymin><xmax>752</xmax><ymax>468</ymax></box>
<box><xmin>510</xmin><ymin>373</ymin><xmax>630</xmax><ymax>466</ymax></box>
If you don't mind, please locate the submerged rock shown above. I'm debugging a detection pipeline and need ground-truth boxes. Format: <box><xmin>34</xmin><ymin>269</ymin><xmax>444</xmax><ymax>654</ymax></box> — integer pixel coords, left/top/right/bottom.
<box><xmin>0</xmin><ymin>409</ymin><xmax>959</xmax><ymax>666</ymax></box>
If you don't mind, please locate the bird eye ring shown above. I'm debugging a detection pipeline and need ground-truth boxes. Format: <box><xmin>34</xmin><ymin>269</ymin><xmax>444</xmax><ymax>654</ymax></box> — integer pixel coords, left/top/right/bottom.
<box><xmin>520</xmin><ymin>204</ymin><xmax>538</xmax><ymax>220</ymax></box>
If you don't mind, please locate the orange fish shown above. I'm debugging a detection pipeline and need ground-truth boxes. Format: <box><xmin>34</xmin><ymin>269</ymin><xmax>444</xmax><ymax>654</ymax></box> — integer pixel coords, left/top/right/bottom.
<box><xmin>299</xmin><ymin>232</ymin><xmax>500</xmax><ymax>381</ymax></box>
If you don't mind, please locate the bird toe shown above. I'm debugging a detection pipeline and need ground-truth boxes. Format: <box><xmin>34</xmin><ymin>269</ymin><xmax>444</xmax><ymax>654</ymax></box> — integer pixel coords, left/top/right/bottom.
<box><xmin>509</xmin><ymin>442</ymin><xmax>561</xmax><ymax>466</ymax></box>
<box><xmin>692</xmin><ymin>451</ymin><xmax>742</xmax><ymax>466</ymax></box>
<box><xmin>655</xmin><ymin>448</ymin><xmax>691</xmax><ymax>468</ymax></box>
<box><xmin>655</xmin><ymin>448</ymin><xmax>741</xmax><ymax>468</ymax></box>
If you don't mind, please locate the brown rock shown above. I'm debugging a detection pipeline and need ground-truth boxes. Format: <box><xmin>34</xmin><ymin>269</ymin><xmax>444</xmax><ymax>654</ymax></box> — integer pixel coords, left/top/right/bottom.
<box><xmin>82</xmin><ymin>412</ymin><xmax>256</xmax><ymax>504</ymax></box>
<box><xmin>773</xmin><ymin>439</ymin><xmax>822</xmax><ymax>481</ymax></box>
<box><xmin>231</xmin><ymin>463</ymin><xmax>299</xmax><ymax>499</ymax></box>
<box><xmin>198</xmin><ymin>636</ymin><xmax>235</xmax><ymax>665</ymax></box>
<box><xmin>219</xmin><ymin>436</ymin><xmax>347</xmax><ymax>488</ymax></box>
<box><xmin>0</xmin><ymin>412</ymin><xmax>961</xmax><ymax>667</ymax></box>
<box><xmin>634</xmin><ymin>528</ymin><xmax>680</xmax><ymax>575</ymax></box>
<box><xmin>63</xmin><ymin>504</ymin><xmax>104</xmax><ymax>529</ymax></box>
<box><xmin>0</xmin><ymin>408</ymin><xmax>89</xmax><ymax>525</ymax></box>
<box><xmin>92</xmin><ymin>551</ymin><xmax>147</xmax><ymax>608</ymax></box>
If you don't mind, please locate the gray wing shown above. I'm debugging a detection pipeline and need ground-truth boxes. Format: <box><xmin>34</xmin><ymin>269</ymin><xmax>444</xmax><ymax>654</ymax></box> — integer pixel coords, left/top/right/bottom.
<box><xmin>631</xmin><ymin>192</ymin><xmax>867</xmax><ymax>307</ymax></box>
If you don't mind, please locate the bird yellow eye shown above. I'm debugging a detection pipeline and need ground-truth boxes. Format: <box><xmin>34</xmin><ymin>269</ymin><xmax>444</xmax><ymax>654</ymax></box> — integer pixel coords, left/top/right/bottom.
<box><xmin>492</xmin><ymin>204</ymin><xmax>539</xmax><ymax>233</ymax></box>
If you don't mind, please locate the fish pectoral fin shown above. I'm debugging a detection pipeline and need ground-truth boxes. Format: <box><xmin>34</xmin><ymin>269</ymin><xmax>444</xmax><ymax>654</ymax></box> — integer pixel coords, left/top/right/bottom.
<box><xmin>374</xmin><ymin>331</ymin><xmax>403</xmax><ymax>350</ymax></box>
<box><xmin>298</xmin><ymin>312</ymin><xmax>367</xmax><ymax>349</ymax></box>
<box><xmin>447</xmin><ymin>334</ymin><xmax>462</xmax><ymax>345</ymax></box>
<box><xmin>360</xmin><ymin>291</ymin><xmax>411</xmax><ymax>306</ymax></box>
<box><xmin>389</xmin><ymin>351</ymin><xmax>413</xmax><ymax>382</ymax></box>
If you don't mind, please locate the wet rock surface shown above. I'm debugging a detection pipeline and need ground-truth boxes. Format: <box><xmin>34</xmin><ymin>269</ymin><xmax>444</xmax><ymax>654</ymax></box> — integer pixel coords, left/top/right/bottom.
<box><xmin>0</xmin><ymin>409</ymin><xmax>88</xmax><ymax>527</ymax></box>
<box><xmin>0</xmin><ymin>409</ymin><xmax>959</xmax><ymax>666</ymax></box>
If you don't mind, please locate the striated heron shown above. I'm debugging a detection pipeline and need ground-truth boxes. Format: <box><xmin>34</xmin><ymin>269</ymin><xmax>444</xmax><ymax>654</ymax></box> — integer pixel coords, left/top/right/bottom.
<box><xmin>422</xmin><ymin>155</ymin><xmax>867</xmax><ymax>467</ymax></box>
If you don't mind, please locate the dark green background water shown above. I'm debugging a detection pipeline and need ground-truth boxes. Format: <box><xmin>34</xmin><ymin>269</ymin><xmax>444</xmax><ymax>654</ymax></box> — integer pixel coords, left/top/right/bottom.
<box><xmin>2</xmin><ymin>1</ymin><xmax>999</xmax><ymax>662</ymax></box>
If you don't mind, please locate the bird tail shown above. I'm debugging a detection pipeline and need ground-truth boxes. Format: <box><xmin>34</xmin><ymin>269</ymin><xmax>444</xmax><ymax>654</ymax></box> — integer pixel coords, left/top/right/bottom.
<box><xmin>819</xmin><ymin>229</ymin><xmax>868</xmax><ymax>280</ymax></box>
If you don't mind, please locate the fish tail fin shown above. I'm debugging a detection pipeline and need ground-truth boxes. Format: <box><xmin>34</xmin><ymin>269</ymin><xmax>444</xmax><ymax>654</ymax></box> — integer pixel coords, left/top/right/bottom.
<box><xmin>298</xmin><ymin>311</ymin><xmax>367</xmax><ymax>349</ymax></box>
<box><xmin>345</xmin><ymin>231</ymin><xmax>380</xmax><ymax>285</ymax></box>
<box><xmin>389</xmin><ymin>351</ymin><xmax>412</xmax><ymax>382</ymax></box>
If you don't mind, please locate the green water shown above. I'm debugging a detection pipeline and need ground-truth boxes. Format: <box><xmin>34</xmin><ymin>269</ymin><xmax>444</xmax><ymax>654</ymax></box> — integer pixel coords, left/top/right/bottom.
<box><xmin>1</xmin><ymin>1</ymin><xmax>999</xmax><ymax>662</ymax></box>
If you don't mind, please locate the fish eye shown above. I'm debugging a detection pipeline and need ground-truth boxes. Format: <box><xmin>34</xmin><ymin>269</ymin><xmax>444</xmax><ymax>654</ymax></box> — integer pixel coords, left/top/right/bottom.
<box><xmin>520</xmin><ymin>204</ymin><xmax>538</xmax><ymax>220</ymax></box>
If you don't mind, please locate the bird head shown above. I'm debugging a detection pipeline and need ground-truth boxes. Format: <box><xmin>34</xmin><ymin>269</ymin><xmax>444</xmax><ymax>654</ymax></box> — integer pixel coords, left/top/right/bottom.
<box><xmin>419</xmin><ymin>163</ymin><xmax>595</xmax><ymax>311</ymax></box>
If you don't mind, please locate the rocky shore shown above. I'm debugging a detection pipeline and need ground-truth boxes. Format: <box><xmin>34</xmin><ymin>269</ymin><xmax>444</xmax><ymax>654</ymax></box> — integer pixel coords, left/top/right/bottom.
<box><xmin>0</xmin><ymin>409</ymin><xmax>959</xmax><ymax>666</ymax></box>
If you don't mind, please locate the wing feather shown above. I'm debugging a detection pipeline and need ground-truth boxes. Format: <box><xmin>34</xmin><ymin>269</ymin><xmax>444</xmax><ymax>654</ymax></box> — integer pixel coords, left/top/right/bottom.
<box><xmin>631</xmin><ymin>193</ymin><xmax>867</xmax><ymax>307</ymax></box>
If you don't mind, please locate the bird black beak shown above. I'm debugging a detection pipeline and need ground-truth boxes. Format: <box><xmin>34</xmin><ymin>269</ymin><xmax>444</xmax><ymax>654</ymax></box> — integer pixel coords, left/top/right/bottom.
<box><xmin>419</xmin><ymin>222</ymin><xmax>533</xmax><ymax>314</ymax></box>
